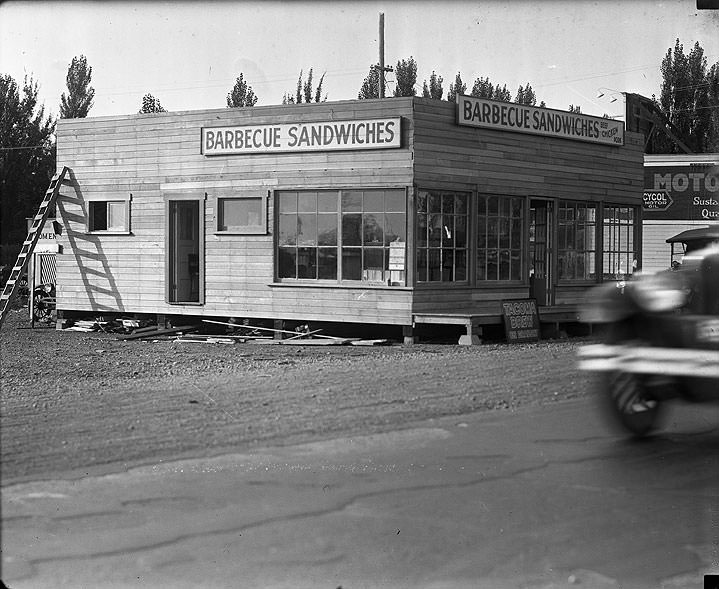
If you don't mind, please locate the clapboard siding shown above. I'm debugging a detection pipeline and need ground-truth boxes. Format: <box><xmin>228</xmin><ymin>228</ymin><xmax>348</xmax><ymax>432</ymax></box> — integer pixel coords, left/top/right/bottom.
<box><xmin>56</xmin><ymin>99</ymin><xmax>416</xmax><ymax>324</ymax></box>
<box><xmin>412</xmin><ymin>98</ymin><xmax>643</xmax><ymax>204</ymax></box>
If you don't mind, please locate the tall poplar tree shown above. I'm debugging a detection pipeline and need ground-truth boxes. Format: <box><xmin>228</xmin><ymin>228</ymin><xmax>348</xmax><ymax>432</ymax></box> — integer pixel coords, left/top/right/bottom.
<box><xmin>358</xmin><ymin>66</ymin><xmax>383</xmax><ymax>99</ymax></box>
<box><xmin>515</xmin><ymin>83</ymin><xmax>537</xmax><ymax>106</ymax></box>
<box><xmin>447</xmin><ymin>73</ymin><xmax>466</xmax><ymax>103</ymax></box>
<box><xmin>283</xmin><ymin>69</ymin><xmax>326</xmax><ymax>104</ymax></box>
<box><xmin>652</xmin><ymin>39</ymin><xmax>718</xmax><ymax>153</ymax></box>
<box><xmin>422</xmin><ymin>71</ymin><xmax>443</xmax><ymax>100</ymax></box>
<box><xmin>59</xmin><ymin>55</ymin><xmax>95</xmax><ymax>119</ymax></box>
<box><xmin>393</xmin><ymin>57</ymin><xmax>418</xmax><ymax>97</ymax></box>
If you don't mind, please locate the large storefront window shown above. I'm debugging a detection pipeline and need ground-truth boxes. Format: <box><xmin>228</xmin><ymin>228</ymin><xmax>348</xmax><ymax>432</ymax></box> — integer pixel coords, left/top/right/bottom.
<box><xmin>603</xmin><ymin>205</ymin><xmax>637</xmax><ymax>280</ymax></box>
<box><xmin>277</xmin><ymin>189</ymin><xmax>406</xmax><ymax>284</ymax></box>
<box><xmin>416</xmin><ymin>191</ymin><xmax>468</xmax><ymax>282</ymax></box>
<box><xmin>557</xmin><ymin>201</ymin><xmax>597</xmax><ymax>281</ymax></box>
<box><xmin>477</xmin><ymin>195</ymin><xmax>523</xmax><ymax>281</ymax></box>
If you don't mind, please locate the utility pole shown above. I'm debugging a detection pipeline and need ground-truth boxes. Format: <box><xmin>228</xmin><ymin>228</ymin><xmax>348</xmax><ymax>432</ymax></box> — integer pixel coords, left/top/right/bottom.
<box><xmin>374</xmin><ymin>13</ymin><xmax>393</xmax><ymax>98</ymax></box>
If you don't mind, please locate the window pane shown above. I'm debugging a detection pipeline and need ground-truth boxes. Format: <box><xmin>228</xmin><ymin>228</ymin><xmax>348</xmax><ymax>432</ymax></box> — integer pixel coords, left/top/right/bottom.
<box><xmin>477</xmin><ymin>195</ymin><xmax>486</xmax><ymax>216</ymax></box>
<box><xmin>318</xmin><ymin>248</ymin><xmax>337</xmax><ymax>279</ymax></box>
<box><xmin>442</xmin><ymin>249</ymin><xmax>454</xmax><ymax>281</ymax></box>
<box><xmin>342</xmin><ymin>247</ymin><xmax>362</xmax><ymax>280</ymax></box>
<box><xmin>510</xmin><ymin>218</ymin><xmax>522</xmax><ymax>249</ymax></box>
<box><xmin>442</xmin><ymin>216</ymin><xmax>454</xmax><ymax>247</ymax></box>
<box><xmin>428</xmin><ymin>249</ymin><xmax>441</xmax><ymax>281</ymax></box>
<box><xmin>455</xmin><ymin>194</ymin><xmax>468</xmax><ymax>215</ymax></box>
<box><xmin>428</xmin><ymin>192</ymin><xmax>441</xmax><ymax>213</ymax></box>
<box><xmin>90</xmin><ymin>202</ymin><xmax>107</xmax><ymax>231</ymax></box>
<box><xmin>297</xmin><ymin>247</ymin><xmax>317</xmax><ymax>278</ymax></box>
<box><xmin>363</xmin><ymin>213</ymin><xmax>384</xmax><ymax>245</ymax></box>
<box><xmin>510</xmin><ymin>250</ymin><xmax>522</xmax><ymax>280</ymax></box>
<box><xmin>385</xmin><ymin>213</ymin><xmax>406</xmax><ymax>243</ymax></box>
<box><xmin>455</xmin><ymin>216</ymin><xmax>467</xmax><ymax>248</ymax></box>
<box><xmin>298</xmin><ymin>192</ymin><xmax>317</xmax><ymax>213</ymax></box>
<box><xmin>486</xmin><ymin>249</ymin><xmax>498</xmax><ymax>280</ymax></box>
<box><xmin>385</xmin><ymin>190</ymin><xmax>405</xmax><ymax>212</ymax></box>
<box><xmin>488</xmin><ymin>196</ymin><xmax>499</xmax><ymax>215</ymax></box>
<box><xmin>279</xmin><ymin>214</ymin><xmax>297</xmax><ymax>246</ymax></box>
<box><xmin>499</xmin><ymin>218</ymin><xmax>510</xmax><ymax>249</ymax></box>
<box><xmin>429</xmin><ymin>214</ymin><xmax>442</xmax><ymax>246</ymax></box>
<box><xmin>279</xmin><ymin>191</ymin><xmax>297</xmax><ymax>213</ymax></box>
<box><xmin>417</xmin><ymin>215</ymin><xmax>428</xmax><ymax>248</ymax></box>
<box><xmin>297</xmin><ymin>213</ymin><xmax>317</xmax><ymax>245</ymax></box>
<box><xmin>220</xmin><ymin>198</ymin><xmax>262</xmax><ymax>230</ymax></box>
<box><xmin>342</xmin><ymin>191</ymin><xmax>362</xmax><ymax>212</ymax></box>
<box><xmin>342</xmin><ymin>214</ymin><xmax>362</xmax><ymax>246</ymax></box>
<box><xmin>317</xmin><ymin>192</ymin><xmax>337</xmax><ymax>212</ymax></box>
<box><xmin>317</xmin><ymin>214</ymin><xmax>337</xmax><ymax>246</ymax></box>
<box><xmin>499</xmin><ymin>249</ymin><xmax>510</xmax><ymax>280</ymax></box>
<box><xmin>278</xmin><ymin>248</ymin><xmax>296</xmax><ymax>278</ymax></box>
<box><xmin>363</xmin><ymin>248</ymin><xmax>384</xmax><ymax>282</ymax></box>
<box><xmin>455</xmin><ymin>249</ymin><xmax>467</xmax><ymax>281</ymax></box>
<box><xmin>442</xmin><ymin>193</ymin><xmax>455</xmax><ymax>214</ymax></box>
<box><xmin>417</xmin><ymin>249</ymin><xmax>427</xmax><ymax>282</ymax></box>
<box><xmin>416</xmin><ymin>191</ymin><xmax>428</xmax><ymax>213</ymax></box>
<box><xmin>107</xmin><ymin>202</ymin><xmax>126</xmax><ymax>230</ymax></box>
<box><xmin>363</xmin><ymin>190</ymin><xmax>384</xmax><ymax>212</ymax></box>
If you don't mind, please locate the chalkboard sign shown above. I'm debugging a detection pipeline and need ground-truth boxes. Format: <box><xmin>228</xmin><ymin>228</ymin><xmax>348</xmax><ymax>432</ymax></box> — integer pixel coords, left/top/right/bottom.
<box><xmin>502</xmin><ymin>299</ymin><xmax>540</xmax><ymax>343</ymax></box>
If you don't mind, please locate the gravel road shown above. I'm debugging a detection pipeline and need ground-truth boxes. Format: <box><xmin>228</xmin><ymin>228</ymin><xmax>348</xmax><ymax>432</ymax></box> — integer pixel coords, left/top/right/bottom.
<box><xmin>0</xmin><ymin>310</ymin><xmax>595</xmax><ymax>484</ymax></box>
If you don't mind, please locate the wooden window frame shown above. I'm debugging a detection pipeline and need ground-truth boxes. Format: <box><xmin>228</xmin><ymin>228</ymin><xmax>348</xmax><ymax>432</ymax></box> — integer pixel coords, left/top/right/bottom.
<box><xmin>85</xmin><ymin>194</ymin><xmax>132</xmax><ymax>235</ymax></box>
<box><xmin>556</xmin><ymin>200</ymin><xmax>598</xmax><ymax>283</ymax></box>
<box><xmin>275</xmin><ymin>188</ymin><xmax>408</xmax><ymax>286</ymax></box>
<box><xmin>214</xmin><ymin>192</ymin><xmax>268</xmax><ymax>235</ymax></box>
<box><xmin>476</xmin><ymin>193</ymin><xmax>525</xmax><ymax>284</ymax></box>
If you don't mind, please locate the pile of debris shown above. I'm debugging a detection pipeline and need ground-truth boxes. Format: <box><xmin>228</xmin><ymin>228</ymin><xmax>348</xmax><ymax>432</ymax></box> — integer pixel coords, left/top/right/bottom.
<box><xmin>61</xmin><ymin>316</ymin><xmax>391</xmax><ymax>346</ymax></box>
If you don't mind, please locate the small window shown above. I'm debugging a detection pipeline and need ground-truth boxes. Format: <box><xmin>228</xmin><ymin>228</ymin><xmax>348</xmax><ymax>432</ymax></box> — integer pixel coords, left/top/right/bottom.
<box><xmin>217</xmin><ymin>196</ymin><xmax>267</xmax><ymax>234</ymax></box>
<box><xmin>88</xmin><ymin>199</ymin><xmax>130</xmax><ymax>232</ymax></box>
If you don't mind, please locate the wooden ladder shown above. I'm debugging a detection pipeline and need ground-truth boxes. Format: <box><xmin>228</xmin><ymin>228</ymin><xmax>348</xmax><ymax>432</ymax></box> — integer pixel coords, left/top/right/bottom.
<box><xmin>0</xmin><ymin>166</ymin><xmax>70</xmax><ymax>328</ymax></box>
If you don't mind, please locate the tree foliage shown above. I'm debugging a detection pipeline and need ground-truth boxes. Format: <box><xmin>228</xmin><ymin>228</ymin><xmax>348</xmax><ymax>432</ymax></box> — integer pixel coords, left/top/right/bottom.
<box><xmin>422</xmin><ymin>71</ymin><xmax>443</xmax><ymax>100</ymax></box>
<box><xmin>651</xmin><ymin>39</ymin><xmax>719</xmax><ymax>153</ymax></box>
<box><xmin>139</xmin><ymin>93</ymin><xmax>166</xmax><ymax>113</ymax></box>
<box><xmin>393</xmin><ymin>57</ymin><xmax>417</xmax><ymax>97</ymax></box>
<box><xmin>358</xmin><ymin>66</ymin><xmax>384</xmax><ymax>100</ymax></box>
<box><xmin>0</xmin><ymin>74</ymin><xmax>56</xmax><ymax>265</ymax></box>
<box><xmin>283</xmin><ymin>69</ymin><xmax>326</xmax><ymax>104</ymax></box>
<box><xmin>515</xmin><ymin>83</ymin><xmax>537</xmax><ymax>106</ymax></box>
<box><xmin>226</xmin><ymin>73</ymin><xmax>258</xmax><ymax>108</ymax></box>
<box><xmin>59</xmin><ymin>55</ymin><xmax>95</xmax><ymax>119</ymax></box>
<box><xmin>447</xmin><ymin>72</ymin><xmax>466</xmax><ymax>103</ymax></box>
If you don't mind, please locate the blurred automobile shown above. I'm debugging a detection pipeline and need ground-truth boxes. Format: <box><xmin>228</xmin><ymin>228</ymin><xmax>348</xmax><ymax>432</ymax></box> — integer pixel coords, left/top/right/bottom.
<box><xmin>666</xmin><ymin>225</ymin><xmax>719</xmax><ymax>269</ymax></box>
<box><xmin>578</xmin><ymin>235</ymin><xmax>719</xmax><ymax>436</ymax></box>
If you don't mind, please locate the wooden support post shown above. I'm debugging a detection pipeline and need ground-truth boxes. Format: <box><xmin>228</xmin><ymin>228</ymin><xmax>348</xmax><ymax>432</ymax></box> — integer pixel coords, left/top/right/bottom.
<box><xmin>55</xmin><ymin>309</ymin><xmax>65</xmax><ymax>330</ymax></box>
<box><xmin>273</xmin><ymin>319</ymin><xmax>285</xmax><ymax>340</ymax></box>
<box><xmin>403</xmin><ymin>325</ymin><xmax>416</xmax><ymax>345</ymax></box>
<box><xmin>156</xmin><ymin>314</ymin><xmax>168</xmax><ymax>329</ymax></box>
<box><xmin>458</xmin><ymin>319</ymin><xmax>482</xmax><ymax>346</ymax></box>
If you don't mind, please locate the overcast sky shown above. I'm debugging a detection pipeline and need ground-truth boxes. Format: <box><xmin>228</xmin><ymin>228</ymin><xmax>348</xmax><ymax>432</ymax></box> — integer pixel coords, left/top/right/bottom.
<box><xmin>1</xmin><ymin>0</ymin><xmax>718</xmax><ymax>121</ymax></box>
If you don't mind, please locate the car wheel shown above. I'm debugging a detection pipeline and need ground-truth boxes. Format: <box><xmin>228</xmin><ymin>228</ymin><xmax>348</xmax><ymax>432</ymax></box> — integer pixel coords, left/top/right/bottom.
<box><xmin>603</xmin><ymin>370</ymin><xmax>662</xmax><ymax>436</ymax></box>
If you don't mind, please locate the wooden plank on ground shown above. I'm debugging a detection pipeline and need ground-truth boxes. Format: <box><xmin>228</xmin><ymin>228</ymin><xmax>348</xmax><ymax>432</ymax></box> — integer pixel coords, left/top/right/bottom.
<box><xmin>117</xmin><ymin>325</ymin><xmax>199</xmax><ymax>340</ymax></box>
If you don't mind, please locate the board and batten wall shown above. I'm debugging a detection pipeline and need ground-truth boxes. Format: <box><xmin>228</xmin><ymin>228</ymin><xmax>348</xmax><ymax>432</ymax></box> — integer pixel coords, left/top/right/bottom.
<box><xmin>55</xmin><ymin>99</ymin><xmax>415</xmax><ymax>325</ymax></box>
<box><xmin>409</xmin><ymin>98</ymin><xmax>645</xmax><ymax>315</ymax></box>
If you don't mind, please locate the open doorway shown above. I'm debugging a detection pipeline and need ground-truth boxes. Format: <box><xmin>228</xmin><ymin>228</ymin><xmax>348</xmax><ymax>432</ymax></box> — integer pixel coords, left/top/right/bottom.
<box><xmin>529</xmin><ymin>199</ymin><xmax>554</xmax><ymax>306</ymax></box>
<box><xmin>167</xmin><ymin>199</ymin><xmax>202</xmax><ymax>304</ymax></box>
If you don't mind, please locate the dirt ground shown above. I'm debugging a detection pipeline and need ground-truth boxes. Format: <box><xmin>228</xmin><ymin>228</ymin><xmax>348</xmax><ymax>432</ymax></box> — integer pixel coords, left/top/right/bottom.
<box><xmin>0</xmin><ymin>309</ymin><xmax>595</xmax><ymax>484</ymax></box>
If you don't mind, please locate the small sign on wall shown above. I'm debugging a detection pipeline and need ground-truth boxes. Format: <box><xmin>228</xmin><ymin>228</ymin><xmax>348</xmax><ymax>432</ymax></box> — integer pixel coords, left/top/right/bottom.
<box><xmin>502</xmin><ymin>299</ymin><xmax>540</xmax><ymax>343</ymax></box>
